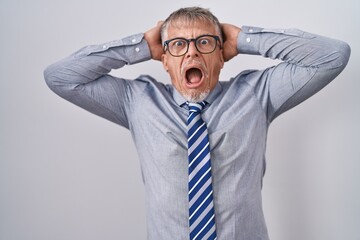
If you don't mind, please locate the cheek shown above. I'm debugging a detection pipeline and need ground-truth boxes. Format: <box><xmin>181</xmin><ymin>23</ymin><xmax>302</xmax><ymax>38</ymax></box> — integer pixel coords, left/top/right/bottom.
<box><xmin>163</xmin><ymin>55</ymin><xmax>179</xmax><ymax>73</ymax></box>
<box><xmin>167</xmin><ymin>65</ymin><xmax>179</xmax><ymax>81</ymax></box>
<box><xmin>205</xmin><ymin>53</ymin><xmax>224</xmax><ymax>77</ymax></box>
<box><xmin>209</xmin><ymin>61</ymin><xmax>223</xmax><ymax>77</ymax></box>
<box><xmin>166</xmin><ymin>62</ymin><xmax>183</xmax><ymax>88</ymax></box>
<box><xmin>168</xmin><ymin>60</ymin><xmax>183</xmax><ymax>78</ymax></box>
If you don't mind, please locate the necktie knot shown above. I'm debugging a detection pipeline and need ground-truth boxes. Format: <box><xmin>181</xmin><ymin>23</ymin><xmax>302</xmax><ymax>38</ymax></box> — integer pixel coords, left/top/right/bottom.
<box><xmin>187</xmin><ymin>101</ymin><xmax>207</xmax><ymax>125</ymax></box>
<box><xmin>187</xmin><ymin>101</ymin><xmax>206</xmax><ymax>113</ymax></box>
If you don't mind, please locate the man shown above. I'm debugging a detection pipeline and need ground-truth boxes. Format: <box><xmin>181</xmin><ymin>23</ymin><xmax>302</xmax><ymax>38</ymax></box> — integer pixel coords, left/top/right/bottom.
<box><xmin>44</xmin><ymin>7</ymin><xmax>350</xmax><ymax>240</ymax></box>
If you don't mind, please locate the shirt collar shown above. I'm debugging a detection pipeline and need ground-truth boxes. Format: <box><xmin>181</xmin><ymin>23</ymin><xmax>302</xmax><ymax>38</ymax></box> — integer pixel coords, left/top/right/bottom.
<box><xmin>172</xmin><ymin>83</ymin><xmax>223</xmax><ymax>107</ymax></box>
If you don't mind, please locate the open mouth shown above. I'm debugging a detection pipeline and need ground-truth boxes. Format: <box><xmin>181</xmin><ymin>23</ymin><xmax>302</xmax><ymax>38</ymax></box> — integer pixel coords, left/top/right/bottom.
<box><xmin>185</xmin><ymin>68</ymin><xmax>203</xmax><ymax>87</ymax></box>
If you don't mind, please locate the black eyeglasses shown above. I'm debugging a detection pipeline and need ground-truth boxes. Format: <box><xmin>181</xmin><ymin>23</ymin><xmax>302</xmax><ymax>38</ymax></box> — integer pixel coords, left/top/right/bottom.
<box><xmin>163</xmin><ymin>35</ymin><xmax>222</xmax><ymax>57</ymax></box>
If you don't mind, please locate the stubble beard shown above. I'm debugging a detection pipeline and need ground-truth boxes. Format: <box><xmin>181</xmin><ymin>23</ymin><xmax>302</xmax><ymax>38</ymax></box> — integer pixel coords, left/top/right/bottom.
<box><xmin>181</xmin><ymin>89</ymin><xmax>210</xmax><ymax>103</ymax></box>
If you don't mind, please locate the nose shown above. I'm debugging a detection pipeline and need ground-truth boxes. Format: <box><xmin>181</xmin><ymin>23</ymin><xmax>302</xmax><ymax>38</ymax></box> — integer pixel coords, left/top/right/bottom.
<box><xmin>186</xmin><ymin>41</ymin><xmax>199</xmax><ymax>58</ymax></box>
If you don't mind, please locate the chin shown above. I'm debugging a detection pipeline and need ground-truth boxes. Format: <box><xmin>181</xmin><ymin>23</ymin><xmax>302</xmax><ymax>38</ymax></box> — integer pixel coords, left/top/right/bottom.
<box><xmin>182</xmin><ymin>89</ymin><xmax>210</xmax><ymax>103</ymax></box>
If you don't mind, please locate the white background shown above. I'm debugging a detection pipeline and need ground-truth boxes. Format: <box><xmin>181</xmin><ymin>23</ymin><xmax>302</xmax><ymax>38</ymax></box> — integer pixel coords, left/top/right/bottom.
<box><xmin>1</xmin><ymin>0</ymin><xmax>359</xmax><ymax>239</ymax></box>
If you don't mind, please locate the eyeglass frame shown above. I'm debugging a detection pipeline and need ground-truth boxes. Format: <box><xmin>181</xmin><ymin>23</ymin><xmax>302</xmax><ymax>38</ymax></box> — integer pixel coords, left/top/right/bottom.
<box><xmin>163</xmin><ymin>34</ymin><xmax>223</xmax><ymax>57</ymax></box>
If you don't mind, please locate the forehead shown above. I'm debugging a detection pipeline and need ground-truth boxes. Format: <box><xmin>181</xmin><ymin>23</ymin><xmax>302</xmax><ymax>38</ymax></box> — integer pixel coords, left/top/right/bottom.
<box><xmin>166</xmin><ymin>20</ymin><xmax>218</xmax><ymax>39</ymax></box>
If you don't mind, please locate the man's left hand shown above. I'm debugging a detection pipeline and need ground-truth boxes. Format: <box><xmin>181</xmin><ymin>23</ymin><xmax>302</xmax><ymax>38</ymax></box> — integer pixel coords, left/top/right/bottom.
<box><xmin>221</xmin><ymin>23</ymin><xmax>241</xmax><ymax>62</ymax></box>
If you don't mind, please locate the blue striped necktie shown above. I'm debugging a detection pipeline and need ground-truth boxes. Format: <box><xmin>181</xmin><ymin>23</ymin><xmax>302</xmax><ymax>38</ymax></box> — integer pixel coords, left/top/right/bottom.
<box><xmin>187</xmin><ymin>101</ymin><xmax>217</xmax><ymax>240</ymax></box>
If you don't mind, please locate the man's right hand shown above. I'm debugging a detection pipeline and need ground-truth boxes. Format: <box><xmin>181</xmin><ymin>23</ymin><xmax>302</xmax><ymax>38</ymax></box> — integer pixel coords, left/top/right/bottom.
<box><xmin>144</xmin><ymin>21</ymin><xmax>164</xmax><ymax>61</ymax></box>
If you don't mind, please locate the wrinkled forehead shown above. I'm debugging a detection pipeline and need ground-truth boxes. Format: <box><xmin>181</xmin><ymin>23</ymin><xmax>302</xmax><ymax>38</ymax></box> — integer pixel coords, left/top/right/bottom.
<box><xmin>163</xmin><ymin>18</ymin><xmax>220</xmax><ymax>40</ymax></box>
<box><xmin>170</xmin><ymin>16</ymin><xmax>215</xmax><ymax>26</ymax></box>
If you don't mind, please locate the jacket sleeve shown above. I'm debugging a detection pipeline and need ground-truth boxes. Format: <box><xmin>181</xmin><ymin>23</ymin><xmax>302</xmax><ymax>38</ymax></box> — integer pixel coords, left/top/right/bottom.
<box><xmin>43</xmin><ymin>33</ymin><xmax>151</xmax><ymax>128</ymax></box>
<box><xmin>237</xmin><ymin>26</ymin><xmax>351</xmax><ymax>122</ymax></box>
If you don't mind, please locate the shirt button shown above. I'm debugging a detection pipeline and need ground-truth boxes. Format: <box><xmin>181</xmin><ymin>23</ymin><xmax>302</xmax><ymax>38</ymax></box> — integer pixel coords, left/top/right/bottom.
<box><xmin>281</xmin><ymin>30</ymin><xmax>285</xmax><ymax>33</ymax></box>
<box><xmin>102</xmin><ymin>45</ymin><xmax>107</xmax><ymax>49</ymax></box>
<box><xmin>135</xmin><ymin>47</ymin><xmax>140</xmax><ymax>52</ymax></box>
<box><xmin>249</xmin><ymin>28</ymin><xmax>253</xmax><ymax>33</ymax></box>
<box><xmin>132</xmin><ymin>38</ymin><xmax>136</xmax><ymax>43</ymax></box>
<box><xmin>246</xmin><ymin>37</ymin><xmax>251</xmax><ymax>43</ymax></box>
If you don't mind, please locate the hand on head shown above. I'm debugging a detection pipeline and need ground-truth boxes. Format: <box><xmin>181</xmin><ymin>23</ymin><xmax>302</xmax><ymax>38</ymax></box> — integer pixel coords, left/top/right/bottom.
<box><xmin>221</xmin><ymin>23</ymin><xmax>241</xmax><ymax>62</ymax></box>
<box><xmin>144</xmin><ymin>21</ymin><xmax>164</xmax><ymax>61</ymax></box>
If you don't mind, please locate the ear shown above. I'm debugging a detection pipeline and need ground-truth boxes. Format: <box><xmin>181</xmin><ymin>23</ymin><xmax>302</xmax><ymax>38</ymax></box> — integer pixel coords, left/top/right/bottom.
<box><xmin>161</xmin><ymin>53</ymin><xmax>169</xmax><ymax>72</ymax></box>
<box><xmin>219</xmin><ymin>49</ymin><xmax>225</xmax><ymax>69</ymax></box>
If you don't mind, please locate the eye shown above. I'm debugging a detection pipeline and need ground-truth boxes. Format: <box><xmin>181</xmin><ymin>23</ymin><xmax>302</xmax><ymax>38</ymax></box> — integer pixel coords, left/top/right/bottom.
<box><xmin>198</xmin><ymin>38</ymin><xmax>210</xmax><ymax>45</ymax></box>
<box><xmin>171</xmin><ymin>40</ymin><xmax>186</xmax><ymax>47</ymax></box>
<box><xmin>176</xmin><ymin>41</ymin><xmax>184</xmax><ymax>46</ymax></box>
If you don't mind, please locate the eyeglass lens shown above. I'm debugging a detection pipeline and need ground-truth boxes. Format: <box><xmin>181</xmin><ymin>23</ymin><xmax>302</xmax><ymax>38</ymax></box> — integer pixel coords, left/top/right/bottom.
<box><xmin>167</xmin><ymin>35</ymin><xmax>218</xmax><ymax>56</ymax></box>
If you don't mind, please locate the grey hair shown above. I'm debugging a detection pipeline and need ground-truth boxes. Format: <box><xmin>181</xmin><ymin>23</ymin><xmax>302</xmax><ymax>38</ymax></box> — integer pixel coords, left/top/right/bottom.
<box><xmin>160</xmin><ymin>7</ymin><xmax>222</xmax><ymax>44</ymax></box>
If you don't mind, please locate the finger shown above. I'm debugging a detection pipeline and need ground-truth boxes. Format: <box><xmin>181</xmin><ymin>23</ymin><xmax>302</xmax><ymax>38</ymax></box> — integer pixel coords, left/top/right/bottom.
<box><xmin>157</xmin><ymin>20</ymin><xmax>164</xmax><ymax>27</ymax></box>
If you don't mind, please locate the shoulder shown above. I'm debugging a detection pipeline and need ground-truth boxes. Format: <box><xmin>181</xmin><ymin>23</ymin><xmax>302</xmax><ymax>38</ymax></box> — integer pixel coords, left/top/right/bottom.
<box><xmin>122</xmin><ymin>75</ymin><xmax>173</xmax><ymax>100</ymax></box>
<box><xmin>130</xmin><ymin>75</ymin><xmax>170</xmax><ymax>91</ymax></box>
<box><xmin>221</xmin><ymin>69</ymin><xmax>262</xmax><ymax>88</ymax></box>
